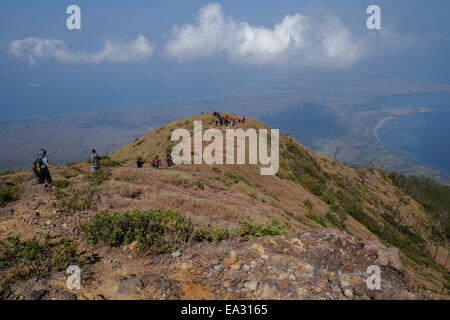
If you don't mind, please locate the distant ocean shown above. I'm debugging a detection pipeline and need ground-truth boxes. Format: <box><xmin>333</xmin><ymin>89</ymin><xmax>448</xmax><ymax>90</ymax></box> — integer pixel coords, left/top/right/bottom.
<box><xmin>376</xmin><ymin>92</ymin><xmax>450</xmax><ymax>176</ymax></box>
<box><xmin>261</xmin><ymin>93</ymin><xmax>450</xmax><ymax>177</ymax></box>
<box><xmin>260</xmin><ymin>103</ymin><xmax>347</xmax><ymax>149</ymax></box>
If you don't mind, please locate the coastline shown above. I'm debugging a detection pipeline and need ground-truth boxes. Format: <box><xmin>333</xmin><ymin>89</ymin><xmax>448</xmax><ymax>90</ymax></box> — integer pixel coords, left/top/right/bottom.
<box><xmin>374</xmin><ymin>116</ymin><xmax>394</xmax><ymax>143</ymax></box>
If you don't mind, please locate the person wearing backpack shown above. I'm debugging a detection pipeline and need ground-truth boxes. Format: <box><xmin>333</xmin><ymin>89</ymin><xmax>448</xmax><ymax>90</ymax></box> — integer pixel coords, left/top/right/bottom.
<box><xmin>90</xmin><ymin>149</ymin><xmax>100</xmax><ymax>173</ymax></box>
<box><xmin>34</xmin><ymin>149</ymin><xmax>58</xmax><ymax>186</ymax></box>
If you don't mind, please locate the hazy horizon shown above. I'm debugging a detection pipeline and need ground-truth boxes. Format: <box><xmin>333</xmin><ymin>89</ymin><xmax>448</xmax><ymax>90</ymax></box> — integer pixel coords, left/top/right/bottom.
<box><xmin>1</xmin><ymin>1</ymin><xmax>450</xmax><ymax>120</ymax></box>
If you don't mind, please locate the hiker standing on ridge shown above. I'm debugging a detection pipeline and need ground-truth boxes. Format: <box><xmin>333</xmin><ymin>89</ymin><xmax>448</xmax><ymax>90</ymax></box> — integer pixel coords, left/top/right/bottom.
<box><xmin>166</xmin><ymin>153</ymin><xmax>174</xmax><ymax>167</ymax></box>
<box><xmin>137</xmin><ymin>158</ymin><xmax>145</xmax><ymax>168</ymax></box>
<box><xmin>90</xmin><ymin>149</ymin><xmax>100</xmax><ymax>173</ymax></box>
<box><xmin>33</xmin><ymin>149</ymin><xmax>59</xmax><ymax>186</ymax></box>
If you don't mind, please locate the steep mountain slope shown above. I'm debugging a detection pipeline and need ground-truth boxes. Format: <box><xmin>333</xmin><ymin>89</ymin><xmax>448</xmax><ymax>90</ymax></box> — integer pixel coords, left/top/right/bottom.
<box><xmin>0</xmin><ymin>112</ymin><xmax>448</xmax><ymax>300</ymax></box>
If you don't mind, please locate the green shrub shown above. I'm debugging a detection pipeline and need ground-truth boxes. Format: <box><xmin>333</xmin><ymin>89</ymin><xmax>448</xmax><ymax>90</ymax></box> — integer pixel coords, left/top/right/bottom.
<box><xmin>99</xmin><ymin>157</ymin><xmax>121</xmax><ymax>168</ymax></box>
<box><xmin>114</xmin><ymin>175</ymin><xmax>135</xmax><ymax>182</ymax></box>
<box><xmin>303</xmin><ymin>199</ymin><xmax>313</xmax><ymax>210</ymax></box>
<box><xmin>192</xmin><ymin>225</ymin><xmax>229</xmax><ymax>242</ymax></box>
<box><xmin>0</xmin><ymin>171</ymin><xmax>15</xmax><ymax>176</ymax></box>
<box><xmin>194</xmin><ymin>181</ymin><xmax>205</xmax><ymax>190</ymax></box>
<box><xmin>80</xmin><ymin>209</ymin><xmax>193</xmax><ymax>253</ymax></box>
<box><xmin>275</xmin><ymin>171</ymin><xmax>285</xmax><ymax>179</ymax></box>
<box><xmin>0</xmin><ymin>176</ymin><xmax>23</xmax><ymax>207</ymax></box>
<box><xmin>88</xmin><ymin>169</ymin><xmax>111</xmax><ymax>186</ymax></box>
<box><xmin>135</xmin><ymin>138</ymin><xmax>145</xmax><ymax>146</ymax></box>
<box><xmin>325</xmin><ymin>212</ymin><xmax>346</xmax><ymax>230</ymax></box>
<box><xmin>61</xmin><ymin>170</ymin><xmax>79</xmax><ymax>179</ymax></box>
<box><xmin>55</xmin><ymin>188</ymin><xmax>94</xmax><ymax>211</ymax></box>
<box><xmin>212</xmin><ymin>227</ymin><xmax>230</xmax><ymax>241</ymax></box>
<box><xmin>212</xmin><ymin>167</ymin><xmax>221</xmax><ymax>173</ymax></box>
<box><xmin>53</xmin><ymin>180</ymin><xmax>70</xmax><ymax>189</ymax></box>
<box><xmin>0</xmin><ymin>235</ymin><xmax>76</xmax><ymax>295</ymax></box>
<box><xmin>305</xmin><ymin>211</ymin><xmax>327</xmax><ymax>227</ymax></box>
<box><xmin>321</xmin><ymin>189</ymin><xmax>336</xmax><ymax>204</ymax></box>
<box><xmin>239</xmin><ymin>219</ymin><xmax>288</xmax><ymax>240</ymax></box>
<box><xmin>225</xmin><ymin>171</ymin><xmax>243</xmax><ymax>184</ymax></box>
<box><xmin>282</xmin><ymin>139</ymin><xmax>328</xmax><ymax>196</ymax></box>
<box><xmin>389</xmin><ymin>173</ymin><xmax>450</xmax><ymax>240</ymax></box>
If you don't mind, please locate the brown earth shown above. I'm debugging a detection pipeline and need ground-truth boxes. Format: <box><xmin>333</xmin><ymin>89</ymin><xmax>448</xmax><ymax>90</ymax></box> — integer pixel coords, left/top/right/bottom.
<box><xmin>0</xmin><ymin>113</ymin><xmax>448</xmax><ymax>300</ymax></box>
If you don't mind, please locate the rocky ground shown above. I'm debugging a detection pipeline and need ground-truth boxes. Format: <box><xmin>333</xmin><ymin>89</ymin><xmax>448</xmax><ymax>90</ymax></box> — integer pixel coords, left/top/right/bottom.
<box><xmin>2</xmin><ymin>184</ymin><xmax>422</xmax><ymax>301</ymax></box>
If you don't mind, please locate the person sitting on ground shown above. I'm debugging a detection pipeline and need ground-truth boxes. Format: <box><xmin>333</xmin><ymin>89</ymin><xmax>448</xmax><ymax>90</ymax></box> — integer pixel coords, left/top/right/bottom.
<box><xmin>137</xmin><ymin>158</ymin><xmax>145</xmax><ymax>168</ymax></box>
<box><xmin>151</xmin><ymin>155</ymin><xmax>160</xmax><ymax>168</ymax></box>
<box><xmin>34</xmin><ymin>149</ymin><xmax>59</xmax><ymax>187</ymax></box>
<box><xmin>90</xmin><ymin>149</ymin><xmax>100</xmax><ymax>173</ymax></box>
<box><xmin>166</xmin><ymin>153</ymin><xmax>174</xmax><ymax>167</ymax></box>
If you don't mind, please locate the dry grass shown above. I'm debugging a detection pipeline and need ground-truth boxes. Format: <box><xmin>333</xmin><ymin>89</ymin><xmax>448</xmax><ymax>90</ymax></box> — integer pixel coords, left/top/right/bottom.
<box><xmin>3</xmin><ymin>112</ymin><xmax>447</xmax><ymax>294</ymax></box>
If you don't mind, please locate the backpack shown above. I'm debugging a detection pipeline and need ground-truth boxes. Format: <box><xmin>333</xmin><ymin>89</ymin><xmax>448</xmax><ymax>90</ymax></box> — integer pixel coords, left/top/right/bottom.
<box><xmin>90</xmin><ymin>153</ymin><xmax>100</xmax><ymax>165</ymax></box>
<box><xmin>33</xmin><ymin>158</ymin><xmax>44</xmax><ymax>176</ymax></box>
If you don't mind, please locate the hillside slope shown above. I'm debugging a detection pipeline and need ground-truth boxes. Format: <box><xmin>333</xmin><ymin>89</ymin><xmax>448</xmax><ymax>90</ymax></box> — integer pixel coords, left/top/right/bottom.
<box><xmin>0</xmin><ymin>112</ymin><xmax>448</xmax><ymax>300</ymax></box>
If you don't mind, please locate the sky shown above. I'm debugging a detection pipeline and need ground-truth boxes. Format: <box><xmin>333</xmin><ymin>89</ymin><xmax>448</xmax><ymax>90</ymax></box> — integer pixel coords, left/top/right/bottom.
<box><xmin>1</xmin><ymin>0</ymin><xmax>450</xmax><ymax>120</ymax></box>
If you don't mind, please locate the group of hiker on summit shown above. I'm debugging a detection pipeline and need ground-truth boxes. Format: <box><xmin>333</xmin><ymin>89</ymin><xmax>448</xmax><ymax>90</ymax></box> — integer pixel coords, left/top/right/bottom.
<box><xmin>213</xmin><ymin>111</ymin><xmax>245</xmax><ymax>127</ymax></box>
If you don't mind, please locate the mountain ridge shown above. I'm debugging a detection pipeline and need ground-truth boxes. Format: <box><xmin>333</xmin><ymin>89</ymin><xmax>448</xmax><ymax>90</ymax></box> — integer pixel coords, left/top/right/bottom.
<box><xmin>0</xmin><ymin>112</ymin><xmax>448</xmax><ymax>299</ymax></box>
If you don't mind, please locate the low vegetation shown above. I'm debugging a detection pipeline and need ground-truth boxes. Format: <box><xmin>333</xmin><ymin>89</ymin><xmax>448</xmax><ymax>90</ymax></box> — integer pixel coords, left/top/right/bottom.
<box><xmin>279</xmin><ymin>136</ymin><xmax>447</xmax><ymax>276</ymax></box>
<box><xmin>281</xmin><ymin>138</ymin><xmax>328</xmax><ymax>196</ymax></box>
<box><xmin>80</xmin><ymin>208</ymin><xmax>291</xmax><ymax>252</ymax></box>
<box><xmin>53</xmin><ymin>180</ymin><xmax>70</xmax><ymax>189</ymax></box>
<box><xmin>88</xmin><ymin>169</ymin><xmax>111</xmax><ymax>186</ymax></box>
<box><xmin>0</xmin><ymin>171</ymin><xmax>15</xmax><ymax>176</ymax></box>
<box><xmin>114</xmin><ymin>175</ymin><xmax>135</xmax><ymax>182</ymax></box>
<box><xmin>389</xmin><ymin>173</ymin><xmax>450</xmax><ymax>241</ymax></box>
<box><xmin>239</xmin><ymin>219</ymin><xmax>288</xmax><ymax>240</ymax></box>
<box><xmin>99</xmin><ymin>156</ymin><xmax>121</xmax><ymax>168</ymax></box>
<box><xmin>305</xmin><ymin>211</ymin><xmax>327</xmax><ymax>227</ymax></box>
<box><xmin>192</xmin><ymin>225</ymin><xmax>230</xmax><ymax>242</ymax></box>
<box><xmin>194</xmin><ymin>181</ymin><xmax>205</xmax><ymax>190</ymax></box>
<box><xmin>80</xmin><ymin>209</ymin><xmax>193</xmax><ymax>253</ymax></box>
<box><xmin>54</xmin><ymin>186</ymin><xmax>94</xmax><ymax>211</ymax></box>
<box><xmin>0</xmin><ymin>175</ymin><xmax>23</xmax><ymax>207</ymax></box>
<box><xmin>0</xmin><ymin>235</ymin><xmax>77</xmax><ymax>295</ymax></box>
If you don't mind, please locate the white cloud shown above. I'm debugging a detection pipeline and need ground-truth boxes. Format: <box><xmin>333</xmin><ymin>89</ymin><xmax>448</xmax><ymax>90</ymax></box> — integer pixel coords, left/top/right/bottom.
<box><xmin>9</xmin><ymin>36</ymin><xmax>154</xmax><ymax>65</ymax></box>
<box><xmin>165</xmin><ymin>3</ymin><xmax>365</xmax><ymax>67</ymax></box>
<box><xmin>166</xmin><ymin>3</ymin><xmax>422</xmax><ymax>68</ymax></box>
